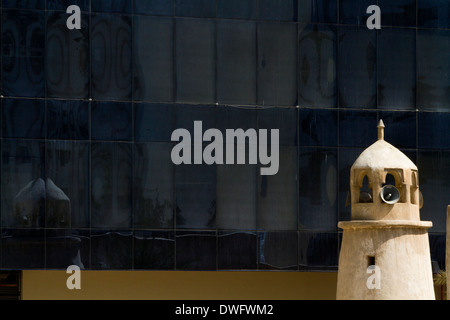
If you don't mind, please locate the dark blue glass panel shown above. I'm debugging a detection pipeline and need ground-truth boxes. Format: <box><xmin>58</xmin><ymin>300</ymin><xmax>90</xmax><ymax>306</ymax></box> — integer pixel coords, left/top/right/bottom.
<box><xmin>1</xmin><ymin>229</ymin><xmax>45</xmax><ymax>269</ymax></box>
<box><xmin>378</xmin><ymin>28</ymin><xmax>416</xmax><ymax>110</ymax></box>
<box><xmin>258</xmin><ymin>232</ymin><xmax>298</xmax><ymax>270</ymax></box>
<box><xmin>299</xmin><ymin>147</ymin><xmax>338</xmax><ymax>231</ymax></box>
<box><xmin>298</xmin><ymin>24</ymin><xmax>337</xmax><ymax>108</ymax></box>
<box><xmin>339</xmin><ymin>0</ymin><xmax>373</xmax><ymax>25</ymax></box>
<box><xmin>3</xmin><ymin>0</ymin><xmax>44</xmax><ymax>9</ymax></box>
<box><xmin>338</xmin><ymin>26</ymin><xmax>376</xmax><ymax>109</ymax></box>
<box><xmin>176</xmin><ymin>0</ymin><xmax>216</xmax><ymax>18</ymax></box>
<box><xmin>46</xmin><ymin>12</ymin><xmax>89</xmax><ymax>99</ymax></box>
<box><xmin>134</xmin><ymin>0</ymin><xmax>174</xmax><ymax>16</ymax></box>
<box><xmin>134</xmin><ymin>16</ymin><xmax>173</xmax><ymax>102</ymax></box>
<box><xmin>175</xmin><ymin>104</ymin><xmax>217</xmax><ymax>136</ymax></box>
<box><xmin>134</xmin><ymin>143</ymin><xmax>174</xmax><ymax>229</ymax></box>
<box><xmin>257</xmin><ymin>22</ymin><xmax>297</xmax><ymax>107</ymax></box>
<box><xmin>338</xmin><ymin>148</ymin><xmax>364</xmax><ymax>221</ymax></box>
<box><xmin>418</xmin><ymin>0</ymin><xmax>450</xmax><ymax>28</ymax></box>
<box><xmin>46</xmin><ymin>229</ymin><xmax>90</xmax><ymax>269</ymax></box>
<box><xmin>2</xmin><ymin>140</ymin><xmax>45</xmax><ymax>228</ymax></box>
<box><xmin>90</xmin><ymin>230</ymin><xmax>132</xmax><ymax>269</ymax></box>
<box><xmin>47</xmin><ymin>0</ymin><xmax>89</xmax><ymax>11</ymax></box>
<box><xmin>429</xmin><ymin>233</ymin><xmax>445</xmax><ymax>271</ymax></box>
<box><xmin>258</xmin><ymin>147</ymin><xmax>298</xmax><ymax>230</ymax></box>
<box><xmin>298</xmin><ymin>232</ymin><xmax>338</xmax><ymax>271</ymax></box>
<box><xmin>258</xmin><ymin>107</ymin><xmax>297</xmax><ymax>146</ymax></box>
<box><xmin>175</xmin><ymin>231</ymin><xmax>216</xmax><ymax>270</ymax></box>
<box><xmin>217</xmin><ymin>164</ymin><xmax>257</xmax><ymax>230</ymax></box>
<box><xmin>418</xmin><ymin>151</ymin><xmax>450</xmax><ymax>233</ymax></box>
<box><xmin>299</xmin><ymin>108</ymin><xmax>337</xmax><ymax>147</ymax></box>
<box><xmin>216</xmin><ymin>106</ymin><xmax>256</xmax><ymax>132</ymax></box>
<box><xmin>2</xmin><ymin>10</ymin><xmax>45</xmax><ymax>98</ymax></box>
<box><xmin>92</xmin><ymin>0</ymin><xmax>131</xmax><ymax>13</ymax></box>
<box><xmin>418</xmin><ymin>112</ymin><xmax>450</xmax><ymax>149</ymax></box>
<box><xmin>2</xmin><ymin>99</ymin><xmax>45</xmax><ymax>139</ymax></box>
<box><xmin>298</xmin><ymin>0</ymin><xmax>337</xmax><ymax>23</ymax></box>
<box><xmin>134</xmin><ymin>231</ymin><xmax>175</xmax><ymax>270</ymax></box>
<box><xmin>378</xmin><ymin>111</ymin><xmax>416</xmax><ymax>149</ymax></box>
<box><xmin>47</xmin><ymin>100</ymin><xmax>89</xmax><ymax>140</ymax></box>
<box><xmin>417</xmin><ymin>29</ymin><xmax>450</xmax><ymax>111</ymax></box>
<box><xmin>91</xmin><ymin>101</ymin><xmax>132</xmax><ymax>141</ymax></box>
<box><xmin>379</xmin><ymin>0</ymin><xmax>416</xmax><ymax>27</ymax></box>
<box><xmin>217</xmin><ymin>0</ymin><xmax>257</xmax><ymax>19</ymax></box>
<box><xmin>259</xmin><ymin>0</ymin><xmax>297</xmax><ymax>21</ymax></box>
<box><xmin>218</xmin><ymin>232</ymin><xmax>257</xmax><ymax>270</ymax></box>
<box><xmin>217</xmin><ymin>20</ymin><xmax>256</xmax><ymax>105</ymax></box>
<box><xmin>339</xmin><ymin>110</ymin><xmax>378</xmax><ymax>148</ymax></box>
<box><xmin>46</xmin><ymin>141</ymin><xmax>90</xmax><ymax>228</ymax></box>
<box><xmin>91</xmin><ymin>14</ymin><xmax>132</xmax><ymax>100</ymax></box>
<box><xmin>91</xmin><ymin>142</ymin><xmax>132</xmax><ymax>228</ymax></box>
<box><xmin>176</xmin><ymin>18</ymin><xmax>216</xmax><ymax>104</ymax></box>
<box><xmin>135</xmin><ymin>103</ymin><xmax>174</xmax><ymax>142</ymax></box>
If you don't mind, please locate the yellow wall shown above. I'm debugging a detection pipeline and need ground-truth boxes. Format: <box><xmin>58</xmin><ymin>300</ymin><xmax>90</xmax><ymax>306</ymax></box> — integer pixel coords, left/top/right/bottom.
<box><xmin>22</xmin><ymin>271</ymin><xmax>338</xmax><ymax>300</ymax></box>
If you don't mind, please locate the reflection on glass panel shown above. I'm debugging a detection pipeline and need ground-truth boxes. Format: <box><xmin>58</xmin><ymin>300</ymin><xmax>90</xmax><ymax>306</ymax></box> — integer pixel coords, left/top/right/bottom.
<box><xmin>299</xmin><ymin>108</ymin><xmax>337</xmax><ymax>147</ymax></box>
<box><xmin>259</xmin><ymin>0</ymin><xmax>297</xmax><ymax>21</ymax></box>
<box><xmin>258</xmin><ymin>232</ymin><xmax>298</xmax><ymax>270</ymax></box>
<box><xmin>258</xmin><ymin>107</ymin><xmax>297</xmax><ymax>146</ymax></box>
<box><xmin>298</xmin><ymin>24</ymin><xmax>336</xmax><ymax>108</ymax></box>
<box><xmin>217</xmin><ymin>164</ymin><xmax>257</xmax><ymax>230</ymax></box>
<box><xmin>2</xmin><ymin>140</ymin><xmax>46</xmax><ymax>228</ymax></box>
<box><xmin>218</xmin><ymin>0</ymin><xmax>257</xmax><ymax>19</ymax></box>
<box><xmin>176</xmin><ymin>231</ymin><xmax>216</xmax><ymax>270</ymax></box>
<box><xmin>134</xmin><ymin>143</ymin><xmax>174</xmax><ymax>229</ymax></box>
<box><xmin>134</xmin><ymin>231</ymin><xmax>175</xmax><ymax>270</ymax></box>
<box><xmin>4</xmin><ymin>0</ymin><xmax>44</xmax><ymax>9</ymax></box>
<box><xmin>258</xmin><ymin>147</ymin><xmax>297</xmax><ymax>230</ymax></box>
<box><xmin>257</xmin><ymin>22</ymin><xmax>297</xmax><ymax>107</ymax></box>
<box><xmin>176</xmin><ymin>0</ymin><xmax>216</xmax><ymax>18</ymax></box>
<box><xmin>338</xmin><ymin>25</ymin><xmax>376</xmax><ymax>108</ymax></box>
<box><xmin>339</xmin><ymin>0</ymin><xmax>373</xmax><ymax>25</ymax></box>
<box><xmin>176</xmin><ymin>18</ymin><xmax>215</xmax><ymax>104</ymax></box>
<box><xmin>299</xmin><ymin>147</ymin><xmax>337</xmax><ymax>231</ymax></box>
<box><xmin>1</xmin><ymin>229</ymin><xmax>45</xmax><ymax>269</ymax></box>
<box><xmin>91</xmin><ymin>13</ymin><xmax>132</xmax><ymax>100</ymax></box>
<box><xmin>418</xmin><ymin>0</ymin><xmax>450</xmax><ymax>28</ymax></box>
<box><xmin>298</xmin><ymin>0</ymin><xmax>337</xmax><ymax>23</ymax></box>
<box><xmin>134</xmin><ymin>16</ymin><xmax>173</xmax><ymax>102</ymax></box>
<box><xmin>2</xmin><ymin>99</ymin><xmax>45</xmax><ymax>139</ymax></box>
<box><xmin>378</xmin><ymin>0</ymin><xmax>416</xmax><ymax>27</ymax></box>
<box><xmin>378</xmin><ymin>111</ymin><xmax>416</xmax><ymax>149</ymax></box>
<box><xmin>46</xmin><ymin>229</ymin><xmax>90</xmax><ymax>269</ymax></box>
<box><xmin>298</xmin><ymin>231</ymin><xmax>338</xmax><ymax>271</ymax></box>
<box><xmin>46</xmin><ymin>141</ymin><xmax>90</xmax><ymax>228</ymax></box>
<box><xmin>90</xmin><ymin>230</ymin><xmax>132</xmax><ymax>269</ymax></box>
<box><xmin>2</xmin><ymin>9</ymin><xmax>45</xmax><ymax>97</ymax></box>
<box><xmin>46</xmin><ymin>12</ymin><xmax>89</xmax><ymax>99</ymax></box>
<box><xmin>417</xmin><ymin>29</ymin><xmax>450</xmax><ymax>111</ymax></box>
<box><xmin>47</xmin><ymin>0</ymin><xmax>89</xmax><ymax>11</ymax></box>
<box><xmin>339</xmin><ymin>109</ymin><xmax>377</xmax><ymax>148</ymax></box>
<box><xmin>91</xmin><ymin>142</ymin><xmax>132</xmax><ymax>228</ymax></box>
<box><xmin>418</xmin><ymin>151</ymin><xmax>450</xmax><ymax>233</ymax></box>
<box><xmin>418</xmin><ymin>112</ymin><xmax>450</xmax><ymax>149</ymax></box>
<box><xmin>378</xmin><ymin>28</ymin><xmax>416</xmax><ymax>110</ymax></box>
<box><xmin>91</xmin><ymin>0</ymin><xmax>131</xmax><ymax>13</ymax></box>
<box><xmin>218</xmin><ymin>232</ymin><xmax>257</xmax><ymax>270</ymax></box>
<box><xmin>217</xmin><ymin>20</ymin><xmax>256</xmax><ymax>105</ymax></box>
<box><xmin>91</xmin><ymin>101</ymin><xmax>132</xmax><ymax>141</ymax></box>
<box><xmin>47</xmin><ymin>100</ymin><xmax>89</xmax><ymax>140</ymax></box>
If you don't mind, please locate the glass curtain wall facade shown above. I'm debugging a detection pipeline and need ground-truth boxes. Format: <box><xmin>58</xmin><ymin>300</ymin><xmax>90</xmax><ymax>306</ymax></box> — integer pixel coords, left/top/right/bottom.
<box><xmin>0</xmin><ymin>0</ymin><xmax>448</xmax><ymax>272</ymax></box>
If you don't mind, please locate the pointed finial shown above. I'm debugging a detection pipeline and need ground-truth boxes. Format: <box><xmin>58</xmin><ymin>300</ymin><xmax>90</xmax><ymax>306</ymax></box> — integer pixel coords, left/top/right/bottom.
<box><xmin>377</xmin><ymin>119</ymin><xmax>385</xmax><ymax>140</ymax></box>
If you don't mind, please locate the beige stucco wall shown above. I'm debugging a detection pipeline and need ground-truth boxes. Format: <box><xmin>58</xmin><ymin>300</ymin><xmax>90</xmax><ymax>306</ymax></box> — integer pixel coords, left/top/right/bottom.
<box><xmin>21</xmin><ymin>270</ymin><xmax>338</xmax><ymax>300</ymax></box>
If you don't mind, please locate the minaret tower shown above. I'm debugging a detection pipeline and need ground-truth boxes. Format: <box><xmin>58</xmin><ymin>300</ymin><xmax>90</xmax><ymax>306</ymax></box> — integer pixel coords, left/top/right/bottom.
<box><xmin>336</xmin><ymin>120</ymin><xmax>435</xmax><ymax>300</ymax></box>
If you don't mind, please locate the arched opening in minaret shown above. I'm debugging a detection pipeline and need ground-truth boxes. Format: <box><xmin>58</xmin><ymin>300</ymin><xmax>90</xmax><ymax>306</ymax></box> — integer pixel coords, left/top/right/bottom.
<box><xmin>411</xmin><ymin>171</ymin><xmax>418</xmax><ymax>205</ymax></box>
<box><xmin>383</xmin><ymin>173</ymin><xmax>396</xmax><ymax>187</ymax></box>
<box><xmin>359</xmin><ymin>175</ymin><xmax>373</xmax><ymax>203</ymax></box>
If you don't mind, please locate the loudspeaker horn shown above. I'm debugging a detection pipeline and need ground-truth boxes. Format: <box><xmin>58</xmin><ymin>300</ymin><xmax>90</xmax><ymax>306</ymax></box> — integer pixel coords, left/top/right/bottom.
<box><xmin>380</xmin><ymin>185</ymin><xmax>400</xmax><ymax>204</ymax></box>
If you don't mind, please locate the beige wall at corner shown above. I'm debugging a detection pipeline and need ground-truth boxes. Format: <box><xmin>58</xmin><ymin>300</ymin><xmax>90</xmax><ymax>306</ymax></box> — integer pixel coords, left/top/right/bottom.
<box><xmin>21</xmin><ymin>270</ymin><xmax>337</xmax><ymax>300</ymax></box>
